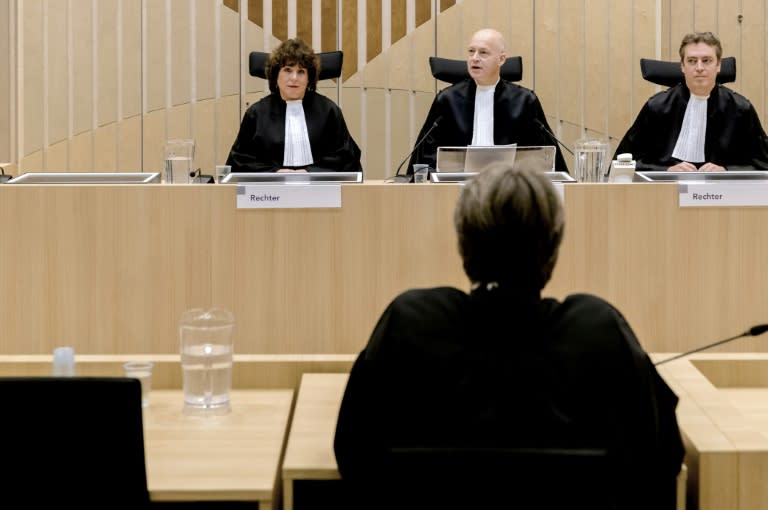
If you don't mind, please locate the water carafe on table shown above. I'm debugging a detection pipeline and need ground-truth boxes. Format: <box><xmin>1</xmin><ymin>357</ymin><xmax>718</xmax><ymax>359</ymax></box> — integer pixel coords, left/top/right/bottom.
<box><xmin>179</xmin><ymin>308</ymin><xmax>235</xmax><ymax>415</ymax></box>
<box><xmin>163</xmin><ymin>139</ymin><xmax>195</xmax><ymax>184</ymax></box>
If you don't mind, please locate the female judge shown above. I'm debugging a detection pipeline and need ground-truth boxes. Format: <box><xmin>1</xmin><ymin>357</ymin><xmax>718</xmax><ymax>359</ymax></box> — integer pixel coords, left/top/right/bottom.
<box><xmin>226</xmin><ymin>38</ymin><xmax>362</xmax><ymax>173</ymax></box>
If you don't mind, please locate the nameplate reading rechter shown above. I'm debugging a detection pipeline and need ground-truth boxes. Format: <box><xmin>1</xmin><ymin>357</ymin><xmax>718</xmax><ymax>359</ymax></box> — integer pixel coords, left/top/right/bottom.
<box><xmin>236</xmin><ymin>184</ymin><xmax>342</xmax><ymax>209</ymax></box>
<box><xmin>678</xmin><ymin>182</ymin><xmax>768</xmax><ymax>207</ymax></box>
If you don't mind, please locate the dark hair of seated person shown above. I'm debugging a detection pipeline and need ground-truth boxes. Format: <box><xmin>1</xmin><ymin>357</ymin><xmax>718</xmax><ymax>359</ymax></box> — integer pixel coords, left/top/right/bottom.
<box><xmin>455</xmin><ymin>161</ymin><xmax>563</xmax><ymax>292</ymax></box>
<box><xmin>265</xmin><ymin>38</ymin><xmax>320</xmax><ymax>94</ymax></box>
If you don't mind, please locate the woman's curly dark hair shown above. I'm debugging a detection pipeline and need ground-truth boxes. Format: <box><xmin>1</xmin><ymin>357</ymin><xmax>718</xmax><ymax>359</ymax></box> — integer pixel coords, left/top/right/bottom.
<box><xmin>265</xmin><ymin>38</ymin><xmax>320</xmax><ymax>94</ymax></box>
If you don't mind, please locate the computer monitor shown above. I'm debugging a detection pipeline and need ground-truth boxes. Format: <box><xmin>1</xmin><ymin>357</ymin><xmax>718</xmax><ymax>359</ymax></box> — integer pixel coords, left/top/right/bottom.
<box><xmin>7</xmin><ymin>172</ymin><xmax>161</xmax><ymax>184</ymax></box>
<box><xmin>220</xmin><ymin>171</ymin><xmax>363</xmax><ymax>184</ymax></box>
<box><xmin>432</xmin><ymin>145</ymin><xmax>567</xmax><ymax>183</ymax></box>
<box><xmin>436</xmin><ymin>145</ymin><xmax>557</xmax><ymax>173</ymax></box>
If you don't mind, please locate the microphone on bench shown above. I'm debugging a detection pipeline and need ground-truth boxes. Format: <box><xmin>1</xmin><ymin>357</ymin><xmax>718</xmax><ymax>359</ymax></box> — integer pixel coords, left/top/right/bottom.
<box><xmin>654</xmin><ymin>324</ymin><xmax>768</xmax><ymax>366</ymax></box>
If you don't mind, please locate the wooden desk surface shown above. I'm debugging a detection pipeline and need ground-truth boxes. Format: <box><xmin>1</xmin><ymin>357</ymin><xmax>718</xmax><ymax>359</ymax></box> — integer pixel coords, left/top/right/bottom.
<box><xmin>282</xmin><ymin>373</ymin><xmax>348</xmax><ymax>510</ymax></box>
<box><xmin>144</xmin><ymin>388</ymin><xmax>294</xmax><ymax>508</ymax></box>
<box><xmin>655</xmin><ymin>353</ymin><xmax>768</xmax><ymax>510</ymax></box>
<box><xmin>282</xmin><ymin>373</ymin><xmax>348</xmax><ymax>481</ymax></box>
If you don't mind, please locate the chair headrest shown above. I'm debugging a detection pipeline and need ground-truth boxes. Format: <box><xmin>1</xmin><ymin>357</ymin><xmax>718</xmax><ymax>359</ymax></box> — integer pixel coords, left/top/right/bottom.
<box><xmin>640</xmin><ymin>56</ymin><xmax>736</xmax><ymax>87</ymax></box>
<box><xmin>429</xmin><ymin>56</ymin><xmax>523</xmax><ymax>84</ymax></box>
<box><xmin>249</xmin><ymin>50</ymin><xmax>344</xmax><ymax>81</ymax></box>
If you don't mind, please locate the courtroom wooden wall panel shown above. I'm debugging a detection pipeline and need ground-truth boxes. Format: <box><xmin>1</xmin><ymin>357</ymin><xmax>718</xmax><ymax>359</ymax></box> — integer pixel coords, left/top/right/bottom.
<box><xmin>1</xmin><ymin>183</ymin><xmax>767</xmax><ymax>357</ymax></box>
<box><xmin>94</xmin><ymin>123</ymin><xmax>119</xmax><ymax>171</ymax></box>
<box><xmin>0</xmin><ymin>0</ymin><xmax>11</xmax><ymax>164</ymax></box>
<box><xmin>47</xmin><ymin>0</ymin><xmax>68</xmax><ymax>146</ymax></box>
<box><xmin>9</xmin><ymin>0</ymin><xmax>768</xmax><ymax>177</ymax></box>
<box><xmin>550</xmin><ymin>184</ymin><xmax>768</xmax><ymax>354</ymax></box>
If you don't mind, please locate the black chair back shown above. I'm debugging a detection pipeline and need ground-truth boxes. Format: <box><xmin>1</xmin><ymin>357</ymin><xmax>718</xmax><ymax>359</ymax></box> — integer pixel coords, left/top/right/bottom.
<box><xmin>0</xmin><ymin>377</ymin><xmax>150</xmax><ymax>508</ymax></box>
<box><xmin>345</xmin><ymin>446</ymin><xmax>613</xmax><ymax>510</ymax></box>
<box><xmin>429</xmin><ymin>55</ymin><xmax>523</xmax><ymax>84</ymax></box>
<box><xmin>249</xmin><ymin>50</ymin><xmax>344</xmax><ymax>81</ymax></box>
<box><xmin>640</xmin><ymin>56</ymin><xmax>736</xmax><ymax>86</ymax></box>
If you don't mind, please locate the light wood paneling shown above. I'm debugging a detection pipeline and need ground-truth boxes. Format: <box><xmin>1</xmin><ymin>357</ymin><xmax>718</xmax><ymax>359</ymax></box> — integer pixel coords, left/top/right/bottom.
<box><xmin>533</xmin><ymin>0</ymin><xmax>557</xmax><ymax>130</ymax></box>
<box><xmin>46</xmin><ymin>139</ymin><xmax>68</xmax><ymax>170</ymax></box>
<box><xmin>10</xmin><ymin>1</ymin><xmax>768</xmax><ymax>176</ymax></box>
<box><xmin>221</xmin><ymin>2</ymin><xmax>242</xmax><ymax>97</ymax></box>
<box><xmin>145</xmin><ymin>1</ymin><xmax>166</xmax><ymax>114</ymax></box>
<box><xmin>606</xmin><ymin>1</ymin><xmax>634</xmax><ymax>143</ymax></box>
<box><xmin>364</xmin><ymin>87</ymin><xmax>386</xmax><ymax>179</ymax></box>
<box><xmin>48</xmin><ymin>0</ymin><xmax>68</xmax><ymax>146</ymax></box>
<box><xmin>196</xmin><ymin>0</ymin><xmax>217</xmax><ymax>102</ymax></box>
<box><xmin>298</xmin><ymin>0</ymin><xmax>313</xmax><ymax>43</ymax></box>
<box><xmin>118</xmin><ymin>115</ymin><xmax>142</xmax><ymax>171</ymax></box>
<box><xmin>320</xmin><ymin>0</ymin><xmax>336</xmax><ymax>52</ymax></box>
<box><xmin>69</xmin><ymin>130</ymin><xmax>93</xmax><ymax>170</ymax></box>
<box><xmin>1</xmin><ymin>183</ymin><xmax>768</xmax><ymax>357</ymax></box>
<box><xmin>97</xmin><ymin>0</ymin><xmax>119</xmax><ymax>128</ymax></box>
<box><xmin>0</xmin><ymin>0</ymin><xmax>11</xmax><ymax>163</ymax></box>
<box><xmin>22</xmin><ymin>0</ymin><xmax>44</xmax><ymax>156</ymax></box>
<box><xmin>740</xmin><ymin>0</ymin><xmax>765</xmax><ymax>118</ymax></box>
<box><xmin>94</xmin><ymin>122</ymin><xmax>118</xmax><ymax>170</ymax></box>
<box><xmin>341</xmin><ymin>0</ymin><xmax>358</xmax><ymax>81</ymax></box>
<box><xmin>123</xmin><ymin>0</ymin><xmax>142</xmax><ymax>119</ymax></box>
<box><xmin>366</xmin><ymin>0</ymin><xmax>381</xmax><ymax>63</ymax></box>
<box><xmin>170</xmin><ymin>0</ymin><xmax>192</xmax><ymax>108</ymax></box>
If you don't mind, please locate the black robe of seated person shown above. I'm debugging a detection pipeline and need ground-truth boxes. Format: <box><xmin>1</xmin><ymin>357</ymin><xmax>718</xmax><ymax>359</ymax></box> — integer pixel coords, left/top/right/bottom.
<box><xmin>226</xmin><ymin>91</ymin><xmax>362</xmax><ymax>173</ymax></box>
<box><xmin>614</xmin><ymin>83</ymin><xmax>768</xmax><ymax>171</ymax></box>
<box><xmin>333</xmin><ymin>286</ymin><xmax>684</xmax><ymax>510</ymax></box>
<box><xmin>407</xmin><ymin>79</ymin><xmax>570</xmax><ymax>174</ymax></box>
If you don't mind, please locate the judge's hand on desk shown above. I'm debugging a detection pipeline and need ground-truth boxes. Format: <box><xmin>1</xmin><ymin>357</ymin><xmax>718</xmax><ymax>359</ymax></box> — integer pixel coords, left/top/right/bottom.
<box><xmin>668</xmin><ymin>161</ymin><xmax>725</xmax><ymax>172</ymax></box>
<box><xmin>277</xmin><ymin>168</ymin><xmax>309</xmax><ymax>173</ymax></box>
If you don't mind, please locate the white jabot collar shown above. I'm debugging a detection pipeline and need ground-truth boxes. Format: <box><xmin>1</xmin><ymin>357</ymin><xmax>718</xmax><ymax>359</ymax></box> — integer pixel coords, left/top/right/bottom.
<box><xmin>284</xmin><ymin>100</ymin><xmax>314</xmax><ymax>167</ymax></box>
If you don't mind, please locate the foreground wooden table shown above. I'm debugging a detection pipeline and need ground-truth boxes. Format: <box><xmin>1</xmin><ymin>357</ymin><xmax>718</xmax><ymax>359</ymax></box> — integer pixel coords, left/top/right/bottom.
<box><xmin>144</xmin><ymin>389</ymin><xmax>294</xmax><ymax>509</ymax></box>
<box><xmin>655</xmin><ymin>353</ymin><xmax>768</xmax><ymax>510</ymax></box>
<box><xmin>282</xmin><ymin>373</ymin><xmax>348</xmax><ymax>510</ymax></box>
<box><xmin>284</xmin><ymin>372</ymin><xmax>697</xmax><ymax>510</ymax></box>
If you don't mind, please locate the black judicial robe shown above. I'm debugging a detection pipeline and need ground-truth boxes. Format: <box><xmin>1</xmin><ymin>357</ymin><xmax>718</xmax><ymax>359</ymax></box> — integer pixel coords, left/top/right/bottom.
<box><xmin>407</xmin><ymin>79</ymin><xmax>570</xmax><ymax>174</ymax></box>
<box><xmin>226</xmin><ymin>91</ymin><xmax>362</xmax><ymax>173</ymax></box>
<box><xmin>614</xmin><ymin>83</ymin><xmax>768</xmax><ymax>171</ymax></box>
<box><xmin>334</xmin><ymin>286</ymin><xmax>684</xmax><ymax>509</ymax></box>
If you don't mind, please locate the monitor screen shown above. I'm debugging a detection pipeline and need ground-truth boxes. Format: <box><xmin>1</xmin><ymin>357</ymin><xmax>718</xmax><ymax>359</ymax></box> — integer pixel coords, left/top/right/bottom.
<box><xmin>436</xmin><ymin>145</ymin><xmax>556</xmax><ymax>173</ymax></box>
<box><xmin>7</xmin><ymin>172</ymin><xmax>161</xmax><ymax>184</ymax></box>
<box><xmin>220</xmin><ymin>171</ymin><xmax>363</xmax><ymax>184</ymax></box>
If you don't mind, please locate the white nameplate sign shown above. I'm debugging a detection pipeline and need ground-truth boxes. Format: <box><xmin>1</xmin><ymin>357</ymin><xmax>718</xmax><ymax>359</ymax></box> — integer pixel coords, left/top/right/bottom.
<box><xmin>236</xmin><ymin>184</ymin><xmax>342</xmax><ymax>209</ymax></box>
<box><xmin>678</xmin><ymin>182</ymin><xmax>768</xmax><ymax>207</ymax></box>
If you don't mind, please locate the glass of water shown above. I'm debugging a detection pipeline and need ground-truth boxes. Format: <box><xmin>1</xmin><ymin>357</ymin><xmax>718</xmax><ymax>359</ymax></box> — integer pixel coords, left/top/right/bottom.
<box><xmin>163</xmin><ymin>139</ymin><xmax>195</xmax><ymax>184</ymax></box>
<box><xmin>573</xmin><ymin>138</ymin><xmax>609</xmax><ymax>182</ymax></box>
<box><xmin>179</xmin><ymin>308</ymin><xmax>235</xmax><ymax>416</ymax></box>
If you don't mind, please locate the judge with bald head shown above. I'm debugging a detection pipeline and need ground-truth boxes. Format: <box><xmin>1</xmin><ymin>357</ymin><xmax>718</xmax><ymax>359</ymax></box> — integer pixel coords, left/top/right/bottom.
<box><xmin>407</xmin><ymin>28</ymin><xmax>569</xmax><ymax>177</ymax></box>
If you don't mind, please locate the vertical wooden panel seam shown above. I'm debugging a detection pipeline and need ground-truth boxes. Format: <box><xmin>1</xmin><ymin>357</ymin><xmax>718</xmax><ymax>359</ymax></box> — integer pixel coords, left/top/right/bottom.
<box><xmin>141</xmin><ymin>0</ymin><xmax>147</xmax><ymax>168</ymax></box>
<box><xmin>190</xmin><ymin>0</ymin><xmax>197</xmax><ymax>140</ymax></box>
<box><xmin>215</xmin><ymin>1</ymin><xmax>221</xmax><ymax>166</ymax></box>
<box><xmin>358</xmin><ymin>0</ymin><xmax>366</xmax><ymax>169</ymax></box>
<box><xmin>9</xmin><ymin>0</ymin><xmax>18</xmax><ymax>165</ymax></box>
<box><xmin>164</xmin><ymin>0</ymin><xmax>171</xmax><ymax>143</ymax></box>
<box><xmin>43</xmin><ymin>0</ymin><xmax>49</xmax><ymax>167</ymax></box>
<box><xmin>92</xmin><ymin>0</ymin><xmax>98</xmax><ymax>168</ymax></box>
<box><xmin>117</xmin><ymin>0</ymin><xmax>123</xmax><ymax>169</ymax></box>
<box><xmin>312</xmin><ymin>0</ymin><xmax>321</xmax><ymax>50</ymax></box>
<box><xmin>16</xmin><ymin>0</ymin><xmax>22</xmax><ymax>166</ymax></box>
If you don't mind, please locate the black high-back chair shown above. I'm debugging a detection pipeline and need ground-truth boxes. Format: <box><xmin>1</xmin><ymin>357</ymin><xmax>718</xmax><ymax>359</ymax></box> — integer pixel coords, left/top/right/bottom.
<box><xmin>249</xmin><ymin>50</ymin><xmax>344</xmax><ymax>83</ymax></box>
<box><xmin>429</xmin><ymin>55</ymin><xmax>523</xmax><ymax>84</ymax></box>
<box><xmin>640</xmin><ymin>56</ymin><xmax>736</xmax><ymax>86</ymax></box>
<box><xmin>0</xmin><ymin>377</ymin><xmax>150</xmax><ymax>508</ymax></box>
